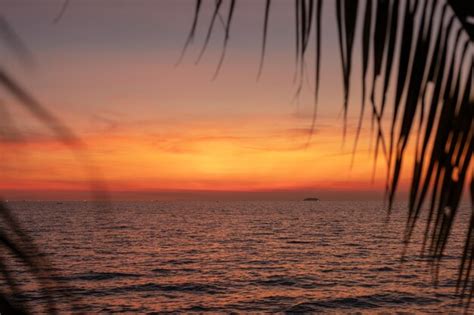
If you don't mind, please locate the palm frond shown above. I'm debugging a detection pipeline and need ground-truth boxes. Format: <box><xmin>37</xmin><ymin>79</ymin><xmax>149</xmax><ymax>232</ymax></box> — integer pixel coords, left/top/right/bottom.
<box><xmin>0</xmin><ymin>17</ymin><xmax>105</xmax><ymax>313</ymax></box>
<box><xmin>0</xmin><ymin>17</ymin><xmax>63</xmax><ymax>314</ymax></box>
<box><xmin>257</xmin><ymin>0</ymin><xmax>271</xmax><ymax>80</ymax></box>
<box><xmin>336</xmin><ymin>0</ymin><xmax>359</xmax><ymax>144</ymax></box>
<box><xmin>307</xmin><ymin>0</ymin><xmax>322</xmax><ymax>144</ymax></box>
<box><xmin>212</xmin><ymin>0</ymin><xmax>236</xmax><ymax>80</ymax></box>
<box><xmin>53</xmin><ymin>0</ymin><xmax>70</xmax><ymax>24</ymax></box>
<box><xmin>195</xmin><ymin>0</ymin><xmax>223</xmax><ymax>64</ymax></box>
<box><xmin>0</xmin><ymin>16</ymin><xmax>34</xmax><ymax>68</ymax></box>
<box><xmin>176</xmin><ymin>0</ymin><xmax>203</xmax><ymax>65</ymax></box>
<box><xmin>182</xmin><ymin>0</ymin><xmax>474</xmax><ymax>306</ymax></box>
<box><xmin>0</xmin><ymin>203</ymin><xmax>57</xmax><ymax>314</ymax></box>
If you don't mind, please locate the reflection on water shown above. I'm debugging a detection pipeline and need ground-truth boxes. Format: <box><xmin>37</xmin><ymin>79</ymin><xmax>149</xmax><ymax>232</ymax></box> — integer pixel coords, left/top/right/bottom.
<box><xmin>6</xmin><ymin>201</ymin><xmax>470</xmax><ymax>313</ymax></box>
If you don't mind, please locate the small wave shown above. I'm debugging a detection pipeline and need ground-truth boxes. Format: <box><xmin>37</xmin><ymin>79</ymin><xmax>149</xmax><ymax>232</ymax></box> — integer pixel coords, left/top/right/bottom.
<box><xmin>151</xmin><ymin>267</ymin><xmax>196</xmax><ymax>274</ymax></box>
<box><xmin>151</xmin><ymin>268</ymin><xmax>174</xmax><ymax>275</ymax></box>
<box><xmin>245</xmin><ymin>260</ymin><xmax>279</xmax><ymax>265</ymax></box>
<box><xmin>285</xmin><ymin>292</ymin><xmax>441</xmax><ymax>312</ymax></box>
<box><xmin>286</xmin><ymin>240</ymin><xmax>314</xmax><ymax>245</ymax></box>
<box><xmin>252</xmin><ymin>232</ymin><xmax>275</xmax><ymax>236</ymax></box>
<box><xmin>113</xmin><ymin>282</ymin><xmax>224</xmax><ymax>295</ymax></box>
<box><xmin>285</xmin><ymin>298</ymin><xmax>377</xmax><ymax>313</ymax></box>
<box><xmin>343</xmin><ymin>242</ymin><xmax>362</xmax><ymax>247</ymax></box>
<box><xmin>182</xmin><ymin>305</ymin><xmax>214</xmax><ymax>312</ymax></box>
<box><xmin>253</xmin><ymin>275</ymin><xmax>317</xmax><ymax>287</ymax></box>
<box><xmin>257</xmin><ymin>277</ymin><xmax>297</xmax><ymax>286</ymax></box>
<box><xmin>106</xmin><ymin>225</ymin><xmax>130</xmax><ymax>230</ymax></box>
<box><xmin>161</xmin><ymin>258</ymin><xmax>196</xmax><ymax>265</ymax></box>
<box><xmin>239</xmin><ymin>265</ymin><xmax>284</xmax><ymax>271</ymax></box>
<box><xmin>284</xmin><ymin>303</ymin><xmax>321</xmax><ymax>313</ymax></box>
<box><xmin>369</xmin><ymin>266</ymin><xmax>395</xmax><ymax>272</ymax></box>
<box><xmin>52</xmin><ymin>272</ymin><xmax>141</xmax><ymax>282</ymax></box>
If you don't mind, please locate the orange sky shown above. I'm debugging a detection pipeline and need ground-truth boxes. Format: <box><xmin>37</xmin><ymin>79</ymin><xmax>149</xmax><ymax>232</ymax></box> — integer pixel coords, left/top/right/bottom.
<box><xmin>0</xmin><ymin>1</ymin><xmax>423</xmax><ymax>200</ymax></box>
<box><xmin>0</xmin><ymin>112</ymin><xmax>414</xmax><ymax>200</ymax></box>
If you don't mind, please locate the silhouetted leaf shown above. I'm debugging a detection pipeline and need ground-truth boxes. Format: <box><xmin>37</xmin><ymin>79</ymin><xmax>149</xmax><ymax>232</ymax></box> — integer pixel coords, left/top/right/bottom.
<box><xmin>53</xmin><ymin>0</ymin><xmax>70</xmax><ymax>24</ymax></box>
<box><xmin>195</xmin><ymin>0</ymin><xmax>223</xmax><ymax>64</ymax></box>
<box><xmin>336</xmin><ymin>0</ymin><xmax>359</xmax><ymax>143</ymax></box>
<box><xmin>257</xmin><ymin>0</ymin><xmax>272</xmax><ymax>80</ymax></box>
<box><xmin>176</xmin><ymin>0</ymin><xmax>203</xmax><ymax>65</ymax></box>
<box><xmin>213</xmin><ymin>0</ymin><xmax>236</xmax><ymax>79</ymax></box>
<box><xmin>352</xmin><ymin>0</ymin><xmax>372</xmax><ymax>164</ymax></box>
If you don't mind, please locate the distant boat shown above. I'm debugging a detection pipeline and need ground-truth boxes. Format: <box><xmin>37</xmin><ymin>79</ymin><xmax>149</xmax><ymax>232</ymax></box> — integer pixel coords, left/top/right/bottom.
<box><xmin>303</xmin><ymin>198</ymin><xmax>320</xmax><ymax>201</ymax></box>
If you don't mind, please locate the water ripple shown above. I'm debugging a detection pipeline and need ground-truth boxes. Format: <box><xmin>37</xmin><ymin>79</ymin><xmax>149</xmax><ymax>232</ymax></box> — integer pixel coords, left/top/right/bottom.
<box><xmin>7</xmin><ymin>200</ymin><xmax>470</xmax><ymax>313</ymax></box>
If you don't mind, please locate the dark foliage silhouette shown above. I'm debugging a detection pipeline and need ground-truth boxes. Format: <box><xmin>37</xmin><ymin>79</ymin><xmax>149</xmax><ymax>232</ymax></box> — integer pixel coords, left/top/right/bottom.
<box><xmin>0</xmin><ymin>15</ymin><xmax>98</xmax><ymax>313</ymax></box>
<box><xmin>178</xmin><ymin>0</ymin><xmax>473</xmax><ymax>306</ymax></box>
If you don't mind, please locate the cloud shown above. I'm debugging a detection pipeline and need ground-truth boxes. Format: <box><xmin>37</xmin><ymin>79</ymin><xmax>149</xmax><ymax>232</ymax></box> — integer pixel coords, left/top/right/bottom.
<box><xmin>0</xmin><ymin>129</ymin><xmax>56</xmax><ymax>144</ymax></box>
<box><xmin>284</xmin><ymin>127</ymin><xmax>318</xmax><ymax>136</ymax></box>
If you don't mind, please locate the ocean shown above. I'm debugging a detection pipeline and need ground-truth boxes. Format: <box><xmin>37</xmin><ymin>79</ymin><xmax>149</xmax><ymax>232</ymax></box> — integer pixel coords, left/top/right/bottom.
<box><xmin>4</xmin><ymin>200</ymin><xmax>470</xmax><ymax>313</ymax></box>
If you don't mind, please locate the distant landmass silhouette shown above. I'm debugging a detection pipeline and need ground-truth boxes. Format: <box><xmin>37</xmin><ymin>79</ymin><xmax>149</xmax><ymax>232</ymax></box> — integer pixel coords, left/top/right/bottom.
<box><xmin>303</xmin><ymin>198</ymin><xmax>320</xmax><ymax>201</ymax></box>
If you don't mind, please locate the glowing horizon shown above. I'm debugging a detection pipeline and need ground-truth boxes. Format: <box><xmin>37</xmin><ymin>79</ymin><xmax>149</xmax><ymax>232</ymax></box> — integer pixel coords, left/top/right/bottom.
<box><xmin>0</xmin><ymin>1</ymin><xmax>421</xmax><ymax>200</ymax></box>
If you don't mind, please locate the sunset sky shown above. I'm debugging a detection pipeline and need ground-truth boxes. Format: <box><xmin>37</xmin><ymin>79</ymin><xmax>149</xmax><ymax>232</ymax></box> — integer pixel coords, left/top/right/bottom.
<box><xmin>0</xmin><ymin>0</ymin><xmax>419</xmax><ymax>200</ymax></box>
